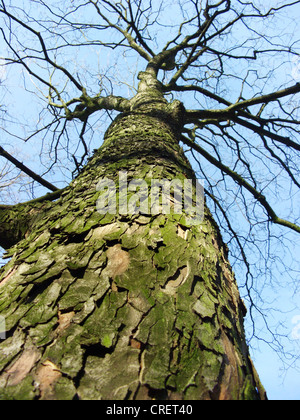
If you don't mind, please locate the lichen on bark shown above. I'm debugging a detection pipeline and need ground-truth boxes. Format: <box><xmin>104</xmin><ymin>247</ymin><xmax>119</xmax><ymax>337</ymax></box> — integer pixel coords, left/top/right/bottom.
<box><xmin>0</xmin><ymin>82</ymin><xmax>266</xmax><ymax>400</ymax></box>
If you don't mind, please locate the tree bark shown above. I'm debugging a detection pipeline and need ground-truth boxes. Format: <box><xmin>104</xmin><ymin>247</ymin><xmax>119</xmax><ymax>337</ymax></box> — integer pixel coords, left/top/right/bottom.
<box><xmin>0</xmin><ymin>77</ymin><xmax>266</xmax><ymax>400</ymax></box>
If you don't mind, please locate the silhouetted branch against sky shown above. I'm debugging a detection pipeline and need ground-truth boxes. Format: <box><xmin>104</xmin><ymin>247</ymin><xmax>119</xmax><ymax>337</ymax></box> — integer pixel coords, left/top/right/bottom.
<box><xmin>0</xmin><ymin>0</ymin><xmax>300</xmax><ymax>354</ymax></box>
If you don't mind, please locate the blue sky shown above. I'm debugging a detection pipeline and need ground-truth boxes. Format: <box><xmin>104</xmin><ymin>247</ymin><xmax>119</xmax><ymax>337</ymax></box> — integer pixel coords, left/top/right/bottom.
<box><xmin>250</xmin><ymin>290</ymin><xmax>300</xmax><ymax>400</ymax></box>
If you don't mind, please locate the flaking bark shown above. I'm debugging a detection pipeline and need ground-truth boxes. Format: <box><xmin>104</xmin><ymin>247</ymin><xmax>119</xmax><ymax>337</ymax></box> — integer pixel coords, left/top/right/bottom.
<box><xmin>0</xmin><ymin>81</ymin><xmax>266</xmax><ymax>400</ymax></box>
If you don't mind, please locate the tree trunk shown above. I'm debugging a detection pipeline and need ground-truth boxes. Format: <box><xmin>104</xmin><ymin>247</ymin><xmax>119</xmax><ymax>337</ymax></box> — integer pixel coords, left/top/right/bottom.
<box><xmin>0</xmin><ymin>74</ymin><xmax>266</xmax><ymax>400</ymax></box>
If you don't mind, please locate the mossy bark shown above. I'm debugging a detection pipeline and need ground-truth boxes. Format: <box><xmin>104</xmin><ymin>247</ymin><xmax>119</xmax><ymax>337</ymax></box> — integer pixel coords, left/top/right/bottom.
<box><xmin>0</xmin><ymin>75</ymin><xmax>266</xmax><ymax>400</ymax></box>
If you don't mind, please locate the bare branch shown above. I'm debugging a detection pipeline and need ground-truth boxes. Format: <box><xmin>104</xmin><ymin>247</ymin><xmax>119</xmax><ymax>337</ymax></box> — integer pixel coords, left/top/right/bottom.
<box><xmin>66</xmin><ymin>95</ymin><xmax>131</xmax><ymax>122</ymax></box>
<box><xmin>181</xmin><ymin>133</ymin><xmax>300</xmax><ymax>234</ymax></box>
<box><xmin>0</xmin><ymin>145</ymin><xmax>58</xmax><ymax>192</ymax></box>
<box><xmin>0</xmin><ymin>3</ymin><xmax>84</xmax><ymax>93</ymax></box>
<box><xmin>88</xmin><ymin>0</ymin><xmax>154</xmax><ymax>62</ymax></box>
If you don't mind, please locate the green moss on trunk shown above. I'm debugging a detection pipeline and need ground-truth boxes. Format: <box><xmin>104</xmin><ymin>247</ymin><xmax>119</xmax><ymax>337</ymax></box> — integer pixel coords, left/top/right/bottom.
<box><xmin>0</xmin><ymin>95</ymin><xmax>266</xmax><ymax>400</ymax></box>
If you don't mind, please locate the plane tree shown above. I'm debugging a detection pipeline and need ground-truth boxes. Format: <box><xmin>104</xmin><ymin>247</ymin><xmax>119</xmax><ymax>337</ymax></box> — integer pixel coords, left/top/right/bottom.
<box><xmin>0</xmin><ymin>0</ymin><xmax>299</xmax><ymax>400</ymax></box>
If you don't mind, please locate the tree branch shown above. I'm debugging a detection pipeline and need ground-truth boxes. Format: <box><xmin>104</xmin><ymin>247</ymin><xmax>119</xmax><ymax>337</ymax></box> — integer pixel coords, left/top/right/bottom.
<box><xmin>66</xmin><ymin>94</ymin><xmax>131</xmax><ymax>121</ymax></box>
<box><xmin>89</xmin><ymin>0</ymin><xmax>153</xmax><ymax>62</ymax></box>
<box><xmin>221</xmin><ymin>83</ymin><xmax>300</xmax><ymax>114</ymax></box>
<box><xmin>0</xmin><ymin>146</ymin><xmax>59</xmax><ymax>192</ymax></box>
<box><xmin>0</xmin><ymin>3</ymin><xmax>84</xmax><ymax>92</ymax></box>
<box><xmin>183</xmin><ymin>82</ymin><xmax>300</xmax><ymax>151</ymax></box>
<box><xmin>181</xmin><ymin>134</ymin><xmax>300</xmax><ymax>234</ymax></box>
<box><xmin>184</xmin><ymin>83</ymin><xmax>300</xmax><ymax>120</ymax></box>
<box><xmin>232</xmin><ymin>116</ymin><xmax>300</xmax><ymax>152</ymax></box>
